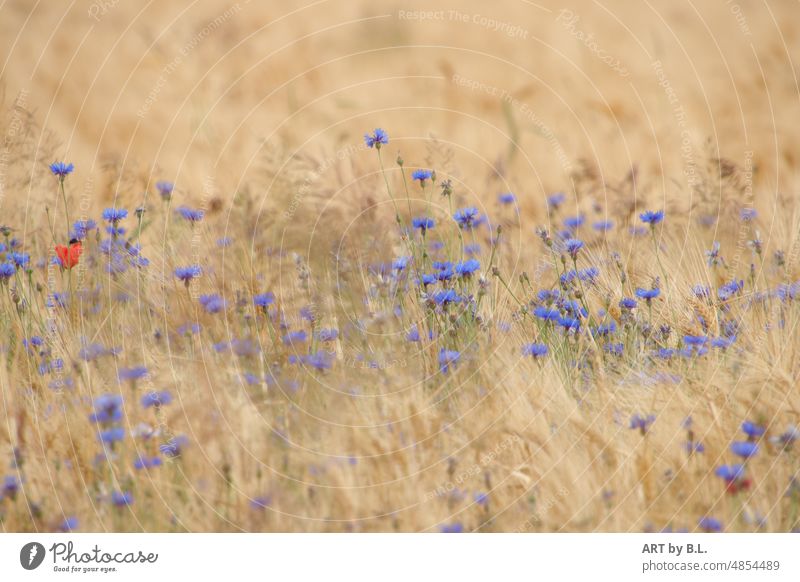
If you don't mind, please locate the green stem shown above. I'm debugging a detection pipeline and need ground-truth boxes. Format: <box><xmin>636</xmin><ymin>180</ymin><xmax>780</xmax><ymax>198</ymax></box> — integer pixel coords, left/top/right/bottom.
<box><xmin>377</xmin><ymin>149</ymin><xmax>400</xmax><ymax>225</ymax></box>
<box><xmin>59</xmin><ymin>178</ymin><xmax>71</xmax><ymax>242</ymax></box>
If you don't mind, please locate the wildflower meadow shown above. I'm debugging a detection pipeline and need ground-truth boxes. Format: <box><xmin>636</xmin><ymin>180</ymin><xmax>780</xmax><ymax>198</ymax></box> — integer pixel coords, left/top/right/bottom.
<box><xmin>0</xmin><ymin>1</ymin><xmax>799</xmax><ymax>536</ymax></box>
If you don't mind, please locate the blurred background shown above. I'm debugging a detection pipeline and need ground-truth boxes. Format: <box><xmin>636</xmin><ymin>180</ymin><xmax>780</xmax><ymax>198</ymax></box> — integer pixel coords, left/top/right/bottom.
<box><xmin>2</xmin><ymin>0</ymin><xmax>798</xmax><ymax>215</ymax></box>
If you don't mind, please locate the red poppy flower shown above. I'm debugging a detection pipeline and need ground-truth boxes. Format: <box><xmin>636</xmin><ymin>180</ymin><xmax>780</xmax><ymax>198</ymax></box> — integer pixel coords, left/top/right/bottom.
<box><xmin>55</xmin><ymin>239</ymin><xmax>82</xmax><ymax>269</ymax></box>
<box><xmin>725</xmin><ymin>477</ymin><xmax>752</xmax><ymax>495</ymax></box>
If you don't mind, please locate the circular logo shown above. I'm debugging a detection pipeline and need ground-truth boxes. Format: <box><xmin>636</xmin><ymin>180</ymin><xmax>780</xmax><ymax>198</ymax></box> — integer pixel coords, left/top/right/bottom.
<box><xmin>20</xmin><ymin>542</ymin><xmax>46</xmax><ymax>570</ymax></box>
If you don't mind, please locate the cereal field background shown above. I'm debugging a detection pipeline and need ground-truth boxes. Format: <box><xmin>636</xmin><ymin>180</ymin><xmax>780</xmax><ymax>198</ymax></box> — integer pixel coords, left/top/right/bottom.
<box><xmin>1</xmin><ymin>0</ymin><xmax>799</xmax><ymax>532</ymax></box>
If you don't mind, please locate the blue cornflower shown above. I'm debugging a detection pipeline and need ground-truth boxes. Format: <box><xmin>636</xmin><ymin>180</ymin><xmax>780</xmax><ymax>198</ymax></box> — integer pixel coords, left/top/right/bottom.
<box><xmin>679</xmin><ymin>344</ymin><xmax>707</xmax><ymax>358</ymax></box>
<box><xmin>289</xmin><ymin>351</ymin><xmax>333</xmax><ymax>371</ymax></box>
<box><xmin>594</xmin><ymin>321</ymin><xmax>617</xmax><ymax>336</ymax></box>
<box><xmin>412</xmin><ymin>217</ymin><xmax>435</xmax><ymax>232</ymax></box>
<box><xmin>0</xmin><ymin>261</ymin><xmax>15</xmax><ymax>280</ymax></box>
<box><xmin>683</xmin><ymin>335</ymin><xmax>708</xmax><ymax>346</ymax></box>
<box><xmin>156</xmin><ymin>181</ymin><xmax>174</xmax><ymax>200</ymax></box>
<box><xmin>698</xmin><ymin>517</ymin><xmax>722</xmax><ymax>532</ymax></box>
<box><xmin>731</xmin><ymin>441</ymin><xmax>758</xmax><ymax>458</ymax></box>
<box><xmin>464</xmin><ymin>243</ymin><xmax>481</xmax><ymax>256</ymax></box>
<box><xmin>724</xmin><ymin>321</ymin><xmax>743</xmax><ymax>338</ymax></box>
<box><xmin>102</xmin><ymin>208</ymin><xmax>128</xmax><ymax>223</ymax></box>
<box><xmin>411</xmin><ymin>169</ymin><xmax>433</xmax><ymax>184</ymax></box>
<box><xmin>685</xmin><ymin>441</ymin><xmax>705</xmax><ymax>454</ymax></box>
<box><xmin>635</xmin><ymin>287</ymin><xmax>660</xmax><ymax>301</ymax></box>
<box><xmin>250</xmin><ymin>496</ymin><xmax>272</xmax><ymax>510</ymax></box>
<box><xmin>711</xmin><ymin>336</ymin><xmax>736</xmax><ymax>349</ymax></box>
<box><xmin>282</xmin><ymin>330</ymin><xmax>307</xmax><ymax>345</ymax></box>
<box><xmin>533</xmin><ymin>306</ymin><xmax>560</xmax><ymax>321</ymax></box>
<box><xmin>435</xmin><ymin>266</ymin><xmax>454</xmax><ymax>281</ymax></box>
<box><xmin>604</xmin><ymin>342</ymin><xmax>624</xmax><ymax>356</ymax></box>
<box><xmin>134</xmin><ymin>456</ymin><xmax>163</xmax><ymax>470</ymax></box>
<box><xmin>718</xmin><ymin>279</ymin><xmax>743</xmax><ymax>300</ymax></box>
<box><xmin>174</xmin><ymin>265</ymin><xmax>201</xmax><ymax>284</ymax></box>
<box><xmin>392</xmin><ymin>256</ymin><xmax>411</xmax><ymax>271</ymax></box>
<box><xmin>199</xmin><ymin>293</ymin><xmax>226</xmax><ymax>313</ymax></box>
<box><xmin>242</xmin><ymin>372</ymin><xmax>261</xmax><ymax>386</ymax></box>
<box><xmin>619</xmin><ymin>297</ymin><xmax>637</xmax><ymax>310</ymax></box>
<box><xmin>90</xmin><ymin>394</ymin><xmax>123</xmax><ymax>424</ymax></box>
<box><xmin>406</xmin><ymin>325</ymin><xmax>433</xmax><ymax>342</ymax></box>
<box><xmin>564</xmin><ymin>238</ymin><xmax>584</xmax><ymax>259</ymax></box>
<box><xmin>141</xmin><ymin>390</ymin><xmax>172</xmax><ymax>408</ymax></box>
<box><xmin>537</xmin><ymin>289</ymin><xmax>561</xmax><ymax>303</ymax></box>
<box><xmin>740</xmin><ymin>207</ymin><xmax>757</xmax><ymax>221</ymax></box>
<box><xmin>547</xmin><ymin>192</ymin><xmax>566</xmax><ymax>208</ymax></box>
<box><xmin>217</xmin><ymin>237</ymin><xmax>233</xmax><ymax>247</ymax></box>
<box><xmin>440</xmin><ymin>522</ymin><xmax>464</xmax><ymax>533</ymax></box>
<box><xmin>317</xmin><ymin>328</ymin><xmax>339</xmax><ymax>342</ymax></box>
<box><xmin>771</xmin><ymin>426</ymin><xmax>799</xmax><ymax>448</ymax></box>
<box><xmin>177</xmin><ymin>206</ymin><xmax>204</xmax><ymax>222</ymax></box>
<box><xmin>300</xmin><ymin>307</ymin><xmax>316</xmax><ymax>322</ymax></box>
<box><xmin>9</xmin><ymin>252</ymin><xmax>29</xmax><ymax>268</ymax></box>
<box><xmin>522</xmin><ymin>343</ymin><xmax>549</xmax><ymax>358</ymax></box>
<box><xmin>741</xmin><ymin>421</ymin><xmax>765</xmax><ymax>438</ymax></box>
<box><xmin>118</xmin><ymin>366</ymin><xmax>148</xmax><ymax>382</ymax></box>
<box><xmin>453</xmin><ymin>207</ymin><xmax>479</xmax><ymax>229</ymax></box>
<box><xmin>70</xmin><ymin>219</ymin><xmax>97</xmax><ymax>240</ymax></box>
<box><xmin>655</xmin><ymin>347</ymin><xmax>675</xmax><ymax>360</ymax></box>
<box><xmin>364</xmin><ymin>128</ymin><xmax>388</xmax><ymax>149</ymax></box>
<box><xmin>98</xmin><ymin>427</ymin><xmax>125</xmax><ymax>444</ymax></box>
<box><xmin>561</xmin><ymin>299</ymin><xmax>587</xmax><ymax>318</ymax></box>
<box><xmin>160</xmin><ymin>435</ymin><xmax>189</xmax><ymax>458</ymax></box>
<box><xmin>639</xmin><ymin>210</ymin><xmax>664</xmax><ymax>225</ymax></box>
<box><xmin>305</xmin><ymin>351</ymin><xmax>334</xmax><ymax>371</ymax></box>
<box><xmin>22</xmin><ymin>336</ymin><xmax>44</xmax><ymax>354</ymax></box>
<box><xmin>630</xmin><ymin>414</ymin><xmax>656</xmax><ymax>434</ymax></box>
<box><xmin>563</xmin><ymin>215</ymin><xmax>585</xmax><ymax>230</ymax></box>
<box><xmin>231</xmin><ymin>338</ymin><xmax>259</xmax><ymax>357</ymax></box>
<box><xmin>419</xmin><ymin>273</ymin><xmax>437</xmax><ymax>286</ymax></box>
<box><xmin>715</xmin><ymin>464</ymin><xmax>745</xmax><ymax>482</ymax></box>
<box><xmin>433</xmin><ymin>289</ymin><xmax>461</xmax><ymax>305</ymax></box>
<box><xmin>454</xmin><ymin>259</ymin><xmax>480</xmax><ymax>278</ymax></box>
<box><xmin>3</xmin><ymin>475</ymin><xmax>21</xmax><ymax>499</ymax></box>
<box><xmin>177</xmin><ymin>322</ymin><xmax>201</xmax><ymax>336</ymax></box>
<box><xmin>697</xmin><ymin>214</ymin><xmax>717</xmax><ymax>227</ymax></box>
<box><xmin>558</xmin><ymin>315</ymin><xmax>580</xmax><ymax>331</ymax></box>
<box><xmin>253</xmin><ymin>292</ymin><xmax>275</xmax><ymax>308</ymax></box>
<box><xmin>773</xmin><ymin>282</ymin><xmax>797</xmax><ymax>302</ymax></box>
<box><xmin>438</xmin><ymin>348</ymin><xmax>460</xmax><ymax>373</ymax></box>
<box><xmin>560</xmin><ymin>269</ymin><xmax>578</xmax><ymax>285</ymax></box>
<box><xmin>59</xmin><ymin>517</ymin><xmax>79</xmax><ymax>532</ymax></box>
<box><xmin>498</xmin><ymin>192</ymin><xmax>516</xmax><ymax>204</ymax></box>
<box><xmin>593</xmin><ymin>219</ymin><xmax>614</xmax><ymax>232</ymax></box>
<box><xmin>38</xmin><ymin>358</ymin><xmax>63</xmax><ymax>376</ymax></box>
<box><xmin>578</xmin><ymin>266</ymin><xmax>599</xmax><ymax>282</ymax></box>
<box><xmin>50</xmin><ymin>161</ymin><xmax>74</xmax><ymax>178</ymax></box>
<box><xmin>111</xmin><ymin>491</ymin><xmax>133</xmax><ymax>507</ymax></box>
<box><xmin>705</xmin><ymin>241</ymin><xmax>722</xmax><ymax>267</ymax></box>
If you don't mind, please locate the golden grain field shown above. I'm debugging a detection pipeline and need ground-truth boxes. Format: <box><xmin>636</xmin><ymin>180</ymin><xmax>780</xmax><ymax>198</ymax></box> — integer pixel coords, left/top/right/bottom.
<box><xmin>1</xmin><ymin>0</ymin><xmax>799</xmax><ymax>533</ymax></box>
